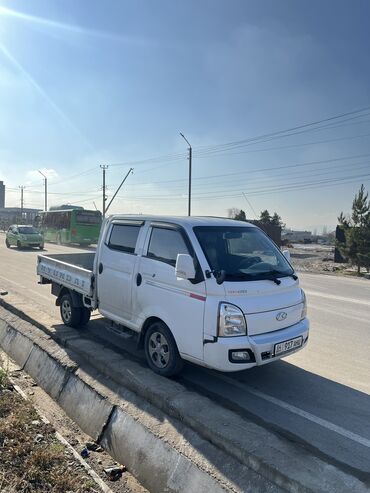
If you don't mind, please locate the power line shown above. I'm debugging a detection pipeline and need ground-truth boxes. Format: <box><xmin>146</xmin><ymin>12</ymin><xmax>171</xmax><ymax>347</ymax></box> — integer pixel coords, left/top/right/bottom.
<box><xmin>114</xmin><ymin>172</ymin><xmax>370</xmax><ymax>202</ymax></box>
<box><xmin>132</xmin><ymin>152</ymin><xmax>370</xmax><ymax>187</ymax></box>
<box><xmin>158</xmin><ymin>160</ymin><xmax>370</xmax><ymax>197</ymax></box>
<box><xmin>191</xmin><ymin>106</ymin><xmax>370</xmax><ymax>156</ymax></box>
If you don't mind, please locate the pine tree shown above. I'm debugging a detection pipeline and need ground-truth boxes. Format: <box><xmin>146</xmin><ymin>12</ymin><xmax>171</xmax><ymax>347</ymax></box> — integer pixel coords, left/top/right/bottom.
<box><xmin>234</xmin><ymin>209</ymin><xmax>246</xmax><ymax>221</ymax></box>
<box><xmin>259</xmin><ymin>209</ymin><xmax>271</xmax><ymax>224</ymax></box>
<box><xmin>271</xmin><ymin>212</ymin><xmax>285</xmax><ymax>228</ymax></box>
<box><xmin>337</xmin><ymin>185</ymin><xmax>370</xmax><ymax>274</ymax></box>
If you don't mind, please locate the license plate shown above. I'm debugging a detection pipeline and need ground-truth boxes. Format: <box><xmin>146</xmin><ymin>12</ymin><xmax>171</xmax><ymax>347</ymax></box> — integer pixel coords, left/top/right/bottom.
<box><xmin>274</xmin><ymin>336</ymin><xmax>303</xmax><ymax>356</ymax></box>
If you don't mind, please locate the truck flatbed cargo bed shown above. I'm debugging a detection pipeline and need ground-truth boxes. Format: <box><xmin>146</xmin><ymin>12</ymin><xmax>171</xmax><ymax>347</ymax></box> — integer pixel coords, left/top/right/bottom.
<box><xmin>37</xmin><ymin>252</ymin><xmax>95</xmax><ymax>297</ymax></box>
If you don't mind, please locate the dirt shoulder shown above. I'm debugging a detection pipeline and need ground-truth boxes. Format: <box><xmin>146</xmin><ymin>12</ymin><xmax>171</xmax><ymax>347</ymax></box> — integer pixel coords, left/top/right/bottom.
<box><xmin>0</xmin><ymin>353</ymin><xmax>147</xmax><ymax>493</ymax></box>
<box><xmin>288</xmin><ymin>243</ymin><xmax>369</xmax><ymax>277</ymax></box>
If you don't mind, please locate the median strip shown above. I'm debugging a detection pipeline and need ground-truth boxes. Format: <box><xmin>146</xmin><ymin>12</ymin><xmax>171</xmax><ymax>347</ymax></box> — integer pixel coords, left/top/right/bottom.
<box><xmin>0</xmin><ymin>299</ymin><xmax>369</xmax><ymax>493</ymax></box>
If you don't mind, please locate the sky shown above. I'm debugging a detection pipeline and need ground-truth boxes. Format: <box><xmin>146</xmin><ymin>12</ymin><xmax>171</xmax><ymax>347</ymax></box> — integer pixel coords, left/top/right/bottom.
<box><xmin>0</xmin><ymin>0</ymin><xmax>370</xmax><ymax>232</ymax></box>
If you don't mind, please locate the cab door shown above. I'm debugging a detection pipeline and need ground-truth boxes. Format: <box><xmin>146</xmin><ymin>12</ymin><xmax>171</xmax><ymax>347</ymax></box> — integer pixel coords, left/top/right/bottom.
<box><xmin>96</xmin><ymin>220</ymin><xmax>144</xmax><ymax>326</ymax></box>
<box><xmin>133</xmin><ymin>224</ymin><xmax>206</xmax><ymax>362</ymax></box>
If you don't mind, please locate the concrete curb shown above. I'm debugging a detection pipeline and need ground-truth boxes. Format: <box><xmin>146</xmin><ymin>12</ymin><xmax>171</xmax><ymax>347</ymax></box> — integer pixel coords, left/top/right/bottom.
<box><xmin>0</xmin><ymin>310</ymin><xmax>283</xmax><ymax>493</ymax></box>
<box><xmin>0</xmin><ymin>300</ymin><xmax>369</xmax><ymax>493</ymax></box>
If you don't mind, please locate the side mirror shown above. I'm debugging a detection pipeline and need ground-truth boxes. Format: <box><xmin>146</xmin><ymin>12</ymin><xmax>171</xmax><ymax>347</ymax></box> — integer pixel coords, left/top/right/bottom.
<box><xmin>282</xmin><ymin>249</ymin><xmax>291</xmax><ymax>262</ymax></box>
<box><xmin>175</xmin><ymin>254</ymin><xmax>196</xmax><ymax>280</ymax></box>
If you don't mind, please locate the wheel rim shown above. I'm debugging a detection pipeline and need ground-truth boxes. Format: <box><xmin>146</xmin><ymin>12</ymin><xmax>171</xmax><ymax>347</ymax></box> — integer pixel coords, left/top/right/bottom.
<box><xmin>61</xmin><ymin>299</ymin><xmax>72</xmax><ymax>323</ymax></box>
<box><xmin>148</xmin><ymin>331</ymin><xmax>170</xmax><ymax>369</ymax></box>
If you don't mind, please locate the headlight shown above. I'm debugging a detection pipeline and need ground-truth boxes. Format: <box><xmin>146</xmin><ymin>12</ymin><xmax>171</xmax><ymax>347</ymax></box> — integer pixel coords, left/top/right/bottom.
<box><xmin>301</xmin><ymin>290</ymin><xmax>307</xmax><ymax>320</ymax></box>
<box><xmin>218</xmin><ymin>303</ymin><xmax>247</xmax><ymax>337</ymax></box>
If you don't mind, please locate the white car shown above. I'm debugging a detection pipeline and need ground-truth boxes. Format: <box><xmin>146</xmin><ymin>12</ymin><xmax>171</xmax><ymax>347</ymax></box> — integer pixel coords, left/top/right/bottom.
<box><xmin>37</xmin><ymin>215</ymin><xmax>309</xmax><ymax>376</ymax></box>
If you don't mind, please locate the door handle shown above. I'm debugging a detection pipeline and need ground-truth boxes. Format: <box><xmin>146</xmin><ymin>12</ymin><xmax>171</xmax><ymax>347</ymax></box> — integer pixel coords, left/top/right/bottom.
<box><xmin>136</xmin><ymin>273</ymin><xmax>142</xmax><ymax>286</ymax></box>
<box><xmin>98</xmin><ymin>262</ymin><xmax>103</xmax><ymax>274</ymax></box>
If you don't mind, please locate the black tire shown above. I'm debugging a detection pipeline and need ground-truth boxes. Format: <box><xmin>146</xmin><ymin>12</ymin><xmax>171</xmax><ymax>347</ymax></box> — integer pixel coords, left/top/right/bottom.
<box><xmin>39</xmin><ymin>245</ymin><xmax>44</xmax><ymax>250</ymax></box>
<box><xmin>60</xmin><ymin>294</ymin><xmax>82</xmax><ymax>328</ymax></box>
<box><xmin>17</xmin><ymin>241</ymin><xmax>21</xmax><ymax>249</ymax></box>
<box><xmin>80</xmin><ymin>308</ymin><xmax>91</xmax><ymax>326</ymax></box>
<box><xmin>144</xmin><ymin>321</ymin><xmax>184</xmax><ymax>377</ymax></box>
<box><xmin>5</xmin><ymin>239</ymin><xmax>10</xmax><ymax>248</ymax></box>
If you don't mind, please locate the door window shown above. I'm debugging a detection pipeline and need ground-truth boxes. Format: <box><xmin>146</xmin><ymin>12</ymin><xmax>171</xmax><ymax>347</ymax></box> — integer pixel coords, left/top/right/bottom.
<box><xmin>108</xmin><ymin>224</ymin><xmax>141</xmax><ymax>253</ymax></box>
<box><xmin>147</xmin><ymin>227</ymin><xmax>190</xmax><ymax>266</ymax></box>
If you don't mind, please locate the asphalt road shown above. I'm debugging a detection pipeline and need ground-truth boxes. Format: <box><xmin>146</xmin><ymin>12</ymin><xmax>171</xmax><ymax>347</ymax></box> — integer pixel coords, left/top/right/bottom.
<box><xmin>0</xmin><ymin>237</ymin><xmax>369</xmax><ymax>481</ymax></box>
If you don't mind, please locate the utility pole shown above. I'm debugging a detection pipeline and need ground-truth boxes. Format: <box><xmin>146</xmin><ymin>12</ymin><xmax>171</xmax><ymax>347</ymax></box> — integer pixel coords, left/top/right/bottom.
<box><xmin>38</xmin><ymin>170</ymin><xmax>48</xmax><ymax>211</ymax></box>
<box><xmin>180</xmin><ymin>133</ymin><xmax>192</xmax><ymax>216</ymax></box>
<box><xmin>100</xmin><ymin>165</ymin><xmax>109</xmax><ymax>218</ymax></box>
<box><xmin>19</xmin><ymin>186</ymin><xmax>25</xmax><ymax>221</ymax></box>
<box><xmin>105</xmin><ymin>168</ymin><xmax>134</xmax><ymax>215</ymax></box>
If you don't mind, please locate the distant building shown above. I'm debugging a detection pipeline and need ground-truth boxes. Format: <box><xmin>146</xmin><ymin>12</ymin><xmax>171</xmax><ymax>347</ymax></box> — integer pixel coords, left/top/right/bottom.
<box><xmin>0</xmin><ymin>181</ymin><xmax>5</xmax><ymax>209</ymax></box>
<box><xmin>0</xmin><ymin>207</ymin><xmax>41</xmax><ymax>230</ymax></box>
<box><xmin>282</xmin><ymin>229</ymin><xmax>312</xmax><ymax>243</ymax></box>
<box><xmin>0</xmin><ymin>182</ymin><xmax>41</xmax><ymax>230</ymax></box>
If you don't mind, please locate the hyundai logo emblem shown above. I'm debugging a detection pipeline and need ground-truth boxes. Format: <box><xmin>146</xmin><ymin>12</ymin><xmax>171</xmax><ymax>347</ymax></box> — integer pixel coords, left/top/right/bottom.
<box><xmin>276</xmin><ymin>311</ymin><xmax>287</xmax><ymax>321</ymax></box>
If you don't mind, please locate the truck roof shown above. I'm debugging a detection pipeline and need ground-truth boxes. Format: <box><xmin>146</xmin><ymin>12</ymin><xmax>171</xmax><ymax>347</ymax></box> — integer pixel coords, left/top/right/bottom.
<box><xmin>107</xmin><ymin>214</ymin><xmax>257</xmax><ymax>228</ymax></box>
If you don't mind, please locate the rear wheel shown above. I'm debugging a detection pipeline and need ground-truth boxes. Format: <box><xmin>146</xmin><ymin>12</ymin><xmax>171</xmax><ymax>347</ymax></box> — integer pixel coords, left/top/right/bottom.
<box><xmin>17</xmin><ymin>241</ymin><xmax>21</xmax><ymax>249</ymax></box>
<box><xmin>144</xmin><ymin>322</ymin><xmax>184</xmax><ymax>377</ymax></box>
<box><xmin>5</xmin><ymin>239</ymin><xmax>10</xmax><ymax>248</ymax></box>
<box><xmin>60</xmin><ymin>294</ymin><xmax>82</xmax><ymax>328</ymax></box>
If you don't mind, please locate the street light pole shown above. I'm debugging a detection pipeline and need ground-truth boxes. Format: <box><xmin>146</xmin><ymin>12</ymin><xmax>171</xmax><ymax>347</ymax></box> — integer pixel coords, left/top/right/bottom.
<box><xmin>100</xmin><ymin>165</ymin><xmax>109</xmax><ymax>218</ymax></box>
<box><xmin>38</xmin><ymin>170</ymin><xmax>48</xmax><ymax>212</ymax></box>
<box><xmin>180</xmin><ymin>132</ymin><xmax>192</xmax><ymax>216</ymax></box>
<box><xmin>19</xmin><ymin>185</ymin><xmax>25</xmax><ymax>220</ymax></box>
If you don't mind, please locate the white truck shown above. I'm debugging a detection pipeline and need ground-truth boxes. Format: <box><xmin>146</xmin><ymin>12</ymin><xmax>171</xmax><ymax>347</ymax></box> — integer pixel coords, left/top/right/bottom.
<box><xmin>37</xmin><ymin>215</ymin><xmax>309</xmax><ymax>376</ymax></box>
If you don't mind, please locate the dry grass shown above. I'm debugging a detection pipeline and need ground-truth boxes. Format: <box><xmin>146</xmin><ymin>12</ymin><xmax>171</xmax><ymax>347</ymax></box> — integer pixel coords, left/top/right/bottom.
<box><xmin>0</xmin><ymin>371</ymin><xmax>96</xmax><ymax>492</ymax></box>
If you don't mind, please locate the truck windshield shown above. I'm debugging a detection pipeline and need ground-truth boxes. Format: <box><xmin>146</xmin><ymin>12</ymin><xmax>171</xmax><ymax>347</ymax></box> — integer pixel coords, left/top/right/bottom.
<box><xmin>194</xmin><ymin>226</ymin><xmax>294</xmax><ymax>282</ymax></box>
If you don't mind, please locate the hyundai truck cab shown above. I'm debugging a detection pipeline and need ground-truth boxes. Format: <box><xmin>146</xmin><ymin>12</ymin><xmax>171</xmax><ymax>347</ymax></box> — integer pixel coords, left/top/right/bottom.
<box><xmin>38</xmin><ymin>215</ymin><xmax>309</xmax><ymax>377</ymax></box>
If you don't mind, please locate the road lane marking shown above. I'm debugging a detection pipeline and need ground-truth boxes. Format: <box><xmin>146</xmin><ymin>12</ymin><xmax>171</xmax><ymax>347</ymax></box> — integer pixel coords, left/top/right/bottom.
<box><xmin>0</xmin><ymin>274</ymin><xmax>27</xmax><ymax>290</ymax></box>
<box><xmin>311</xmin><ymin>304</ymin><xmax>370</xmax><ymax>324</ymax></box>
<box><xmin>305</xmin><ymin>290</ymin><xmax>370</xmax><ymax>307</ymax></box>
<box><xmin>0</xmin><ymin>274</ymin><xmax>52</xmax><ymax>302</ymax></box>
<box><xmin>215</xmin><ymin>374</ymin><xmax>370</xmax><ymax>449</ymax></box>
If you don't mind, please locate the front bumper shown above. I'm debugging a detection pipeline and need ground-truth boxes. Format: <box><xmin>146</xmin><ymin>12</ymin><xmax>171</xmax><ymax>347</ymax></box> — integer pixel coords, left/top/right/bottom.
<box><xmin>203</xmin><ymin>318</ymin><xmax>309</xmax><ymax>372</ymax></box>
<box><xmin>22</xmin><ymin>242</ymin><xmax>42</xmax><ymax>247</ymax></box>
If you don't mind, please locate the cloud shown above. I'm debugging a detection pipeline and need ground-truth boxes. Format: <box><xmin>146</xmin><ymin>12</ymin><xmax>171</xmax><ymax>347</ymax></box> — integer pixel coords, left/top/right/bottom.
<box><xmin>27</xmin><ymin>168</ymin><xmax>59</xmax><ymax>184</ymax></box>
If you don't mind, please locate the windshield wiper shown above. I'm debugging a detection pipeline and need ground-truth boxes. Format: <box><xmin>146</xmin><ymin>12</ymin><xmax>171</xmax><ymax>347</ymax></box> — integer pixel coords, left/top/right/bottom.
<box><xmin>205</xmin><ymin>269</ymin><xmax>227</xmax><ymax>285</ymax></box>
<box><xmin>205</xmin><ymin>269</ymin><xmax>297</xmax><ymax>285</ymax></box>
<box><xmin>269</xmin><ymin>269</ymin><xmax>298</xmax><ymax>281</ymax></box>
<box><xmin>262</xmin><ymin>270</ymin><xmax>298</xmax><ymax>284</ymax></box>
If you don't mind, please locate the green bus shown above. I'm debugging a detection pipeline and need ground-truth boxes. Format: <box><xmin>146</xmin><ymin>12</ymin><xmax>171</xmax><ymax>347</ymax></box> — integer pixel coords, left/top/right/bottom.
<box><xmin>37</xmin><ymin>209</ymin><xmax>102</xmax><ymax>246</ymax></box>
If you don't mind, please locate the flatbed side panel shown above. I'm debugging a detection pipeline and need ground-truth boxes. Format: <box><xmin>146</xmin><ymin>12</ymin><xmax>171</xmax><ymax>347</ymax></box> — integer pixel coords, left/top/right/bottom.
<box><xmin>37</xmin><ymin>254</ymin><xmax>94</xmax><ymax>297</ymax></box>
<box><xmin>38</xmin><ymin>252</ymin><xmax>95</xmax><ymax>270</ymax></box>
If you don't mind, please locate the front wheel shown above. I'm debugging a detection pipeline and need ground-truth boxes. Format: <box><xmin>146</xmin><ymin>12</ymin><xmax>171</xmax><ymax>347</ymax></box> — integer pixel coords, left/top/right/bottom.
<box><xmin>5</xmin><ymin>239</ymin><xmax>10</xmax><ymax>248</ymax></box>
<box><xmin>144</xmin><ymin>322</ymin><xmax>184</xmax><ymax>377</ymax></box>
<box><xmin>60</xmin><ymin>294</ymin><xmax>82</xmax><ymax>328</ymax></box>
<box><xmin>17</xmin><ymin>241</ymin><xmax>21</xmax><ymax>249</ymax></box>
